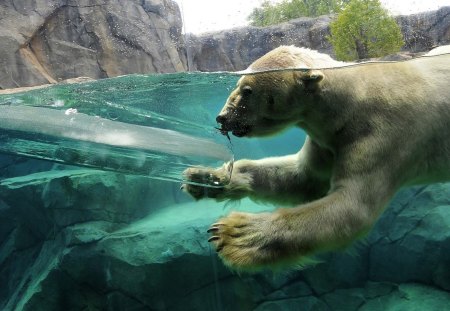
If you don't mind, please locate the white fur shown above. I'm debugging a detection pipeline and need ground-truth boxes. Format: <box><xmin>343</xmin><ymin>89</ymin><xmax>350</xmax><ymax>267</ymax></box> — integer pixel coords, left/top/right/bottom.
<box><xmin>185</xmin><ymin>45</ymin><xmax>450</xmax><ymax>270</ymax></box>
<box><xmin>425</xmin><ymin>45</ymin><xmax>450</xmax><ymax>56</ymax></box>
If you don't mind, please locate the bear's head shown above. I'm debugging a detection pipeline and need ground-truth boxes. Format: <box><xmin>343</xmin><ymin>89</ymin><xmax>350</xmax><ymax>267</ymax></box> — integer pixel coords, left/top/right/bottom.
<box><xmin>216</xmin><ymin>46</ymin><xmax>331</xmax><ymax>138</ymax></box>
<box><xmin>216</xmin><ymin>69</ymin><xmax>324</xmax><ymax>138</ymax></box>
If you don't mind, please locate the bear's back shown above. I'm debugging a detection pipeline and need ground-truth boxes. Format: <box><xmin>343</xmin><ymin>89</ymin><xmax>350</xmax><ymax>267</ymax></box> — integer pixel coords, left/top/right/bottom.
<box><xmin>248</xmin><ymin>45</ymin><xmax>351</xmax><ymax>72</ymax></box>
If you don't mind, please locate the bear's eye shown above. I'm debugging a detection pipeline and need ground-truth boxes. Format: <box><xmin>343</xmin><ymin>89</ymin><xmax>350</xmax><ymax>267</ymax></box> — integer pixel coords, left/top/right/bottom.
<box><xmin>242</xmin><ymin>86</ymin><xmax>253</xmax><ymax>97</ymax></box>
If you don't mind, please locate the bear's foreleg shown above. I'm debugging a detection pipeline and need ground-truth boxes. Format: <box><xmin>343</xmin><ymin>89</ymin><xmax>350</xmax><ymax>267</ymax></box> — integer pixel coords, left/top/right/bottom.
<box><xmin>183</xmin><ymin>138</ymin><xmax>332</xmax><ymax>205</ymax></box>
<box><xmin>207</xmin><ymin>184</ymin><xmax>383</xmax><ymax>270</ymax></box>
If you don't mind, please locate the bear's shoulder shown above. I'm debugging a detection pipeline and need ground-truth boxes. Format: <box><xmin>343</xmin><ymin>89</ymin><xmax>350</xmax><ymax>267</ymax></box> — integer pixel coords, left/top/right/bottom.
<box><xmin>249</xmin><ymin>45</ymin><xmax>351</xmax><ymax>72</ymax></box>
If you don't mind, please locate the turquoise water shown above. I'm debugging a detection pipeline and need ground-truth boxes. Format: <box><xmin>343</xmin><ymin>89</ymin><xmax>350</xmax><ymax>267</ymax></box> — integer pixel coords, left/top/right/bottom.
<box><xmin>0</xmin><ymin>73</ymin><xmax>304</xmax><ymax>185</ymax></box>
<box><xmin>0</xmin><ymin>72</ymin><xmax>448</xmax><ymax>310</ymax></box>
<box><xmin>0</xmin><ymin>74</ymin><xmax>236</xmax><ymax>185</ymax></box>
<box><xmin>0</xmin><ymin>75</ymin><xmax>237</xmax><ymax>185</ymax></box>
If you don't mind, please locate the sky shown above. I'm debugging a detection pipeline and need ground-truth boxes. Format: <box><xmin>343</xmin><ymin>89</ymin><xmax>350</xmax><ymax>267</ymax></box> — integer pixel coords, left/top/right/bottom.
<box><xmin>174</xmin><ymin>0</ymin><xmax>450</xmax><ymax>34</ymax></box>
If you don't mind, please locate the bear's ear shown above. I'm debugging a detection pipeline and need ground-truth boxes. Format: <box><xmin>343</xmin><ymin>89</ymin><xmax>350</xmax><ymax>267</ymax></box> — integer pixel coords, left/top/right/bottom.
<box><xmin>294</xmin><ymin>70</ymin><xmax>324</xmax><ymax>93</ymax></box>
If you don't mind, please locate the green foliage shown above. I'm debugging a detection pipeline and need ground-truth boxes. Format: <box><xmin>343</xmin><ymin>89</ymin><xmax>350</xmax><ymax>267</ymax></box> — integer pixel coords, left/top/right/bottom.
<box><xmin>248</xmin><ymin>0</ymin><xmax>350</xmax><ymax>26</ymax></box>
<box><xmin>329</xmin><ymin>0</ymin><xmax>404</xmax><ymax>60</ymax></box>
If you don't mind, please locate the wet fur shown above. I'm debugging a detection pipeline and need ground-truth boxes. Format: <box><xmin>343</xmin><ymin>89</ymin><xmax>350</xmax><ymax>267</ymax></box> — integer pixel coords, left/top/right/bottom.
<box><xmin>184</xmin><ymin>46</ymin><xmax>450</xmax><ymax>270</ymax></box>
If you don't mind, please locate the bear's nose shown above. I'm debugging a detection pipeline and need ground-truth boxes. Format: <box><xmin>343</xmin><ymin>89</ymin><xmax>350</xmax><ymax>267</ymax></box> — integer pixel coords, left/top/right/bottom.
<box><xmin>216</xmin><ymin>114</ymin><xmax>226</xmax><ymax>124</ymax></box>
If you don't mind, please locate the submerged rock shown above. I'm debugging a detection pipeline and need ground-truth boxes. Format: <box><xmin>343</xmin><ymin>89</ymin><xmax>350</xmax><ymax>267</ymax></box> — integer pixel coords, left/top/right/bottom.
<box><xmin>369</xmin><ymin>184</ymin><xmax>450</xmax><ymax>290</ymax></box>
<box><xmin>0</xmin><ymin>157</ymin><xmax>179</xmax><ymax>310</ymax></box>
<box><xmin>1</xmin><ymin>151</ymin><xmax>449</xmax><ymax>311</ymax></box>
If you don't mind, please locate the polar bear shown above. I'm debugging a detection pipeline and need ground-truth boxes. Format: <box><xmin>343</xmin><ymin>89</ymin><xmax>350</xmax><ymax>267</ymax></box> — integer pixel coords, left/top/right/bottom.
<box><xmin>183</xmin><ymin>45</ymin><xmax>450</xmax><ymax>270</ymax></box>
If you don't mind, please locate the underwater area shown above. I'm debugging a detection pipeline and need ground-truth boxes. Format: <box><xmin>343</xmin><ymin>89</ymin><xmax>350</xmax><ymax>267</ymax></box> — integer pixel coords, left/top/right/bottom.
<box><xmin>1</xmin><ymin>0</ymin><xmax>450</xmax><ymax>310</ymax></box>
<box><xmin>0</xmin><ymin>69</ymin><xmax>449</xmax><ymax>310</ymax></box>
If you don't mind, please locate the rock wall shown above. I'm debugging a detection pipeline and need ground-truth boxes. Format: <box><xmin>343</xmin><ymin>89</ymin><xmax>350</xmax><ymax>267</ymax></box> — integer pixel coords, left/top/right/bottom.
<box><xmin>1</xmin><ymin>3</ymin><xmax>449</xmax><ymax>88</ymax></box>
<box><xmin>186</xmin><ymin>14</ymin><xmax>335</xmax><ymax>72</ymax></box>
<box><xmin>398</xmin><ymin>6</ymin><xmax>450</xmax><ymax>52</ymax></box>
<box><xmin>187</xmin><ymin>6</ymin><xmax>450</xmax><ymax>71</ymax></box>
<box><xmin>0</xmin><ymin>0</ymin><xmax>187</xmax><ymax>89</ymax></box>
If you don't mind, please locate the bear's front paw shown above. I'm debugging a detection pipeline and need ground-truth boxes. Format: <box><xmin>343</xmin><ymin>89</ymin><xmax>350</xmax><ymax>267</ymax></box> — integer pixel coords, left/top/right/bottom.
<box><xmin>208</xmin><ymin>211</ymin><xmax>290</xmax><ymax>269</ymax></box>
<box><xmin>182</xmin><ymin>165</ymin><xmax>231</xmax><ymax>200</ymax></box>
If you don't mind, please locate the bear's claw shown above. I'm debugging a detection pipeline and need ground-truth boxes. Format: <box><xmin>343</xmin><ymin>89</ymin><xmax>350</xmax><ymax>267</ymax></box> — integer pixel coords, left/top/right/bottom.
<box><xmin>207</xmin><ymin>222</ymin><xmax>225</xmax><ymax>233</ymax></box>
<box><xmin>208</xmin><ymin>236</ymin><xmax>220</xmax><ymax>242</ymax></box>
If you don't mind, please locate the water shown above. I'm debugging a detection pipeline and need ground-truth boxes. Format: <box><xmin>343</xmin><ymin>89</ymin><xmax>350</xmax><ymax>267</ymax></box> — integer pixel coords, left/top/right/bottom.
<box><xmin>0</xmin><ymin>71</ymin><xmax>306</xmax><ymax>310</ymax></box>
<box><xmin>0</xmin><ymin>73</ymin><xmax>237</xmax><ymax>186</ymax></box>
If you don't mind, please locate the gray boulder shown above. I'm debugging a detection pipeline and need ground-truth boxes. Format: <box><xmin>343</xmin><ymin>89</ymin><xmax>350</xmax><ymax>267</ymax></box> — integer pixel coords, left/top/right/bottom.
<box><xmin>0</xmin><ymin>0</ymin><xmax>187</xmax><ymax>89</ymax></box>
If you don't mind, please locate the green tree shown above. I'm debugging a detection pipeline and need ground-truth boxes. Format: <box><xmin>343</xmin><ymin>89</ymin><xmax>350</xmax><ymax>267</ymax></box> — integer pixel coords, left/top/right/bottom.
<box><xmin>328</xmin><ymin>0</ymin><xmax>404</xmax><ymax>60</ymax></box>
<box><xmin>248</xmin><ymin>0</ymin><xmax>350</xmax><ymax>26</ymax></box>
